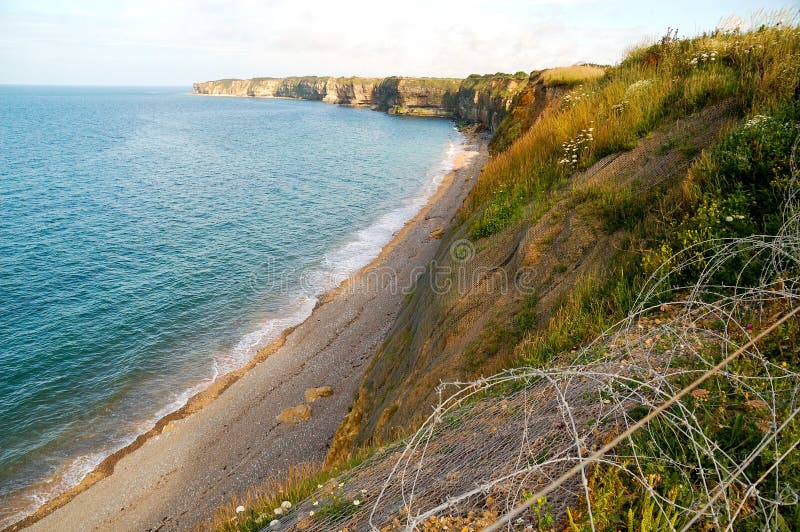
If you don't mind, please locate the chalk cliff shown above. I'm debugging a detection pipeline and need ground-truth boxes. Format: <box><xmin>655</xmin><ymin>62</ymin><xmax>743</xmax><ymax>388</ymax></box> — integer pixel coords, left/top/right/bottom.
<box><xmin>193</xmin><ymin>74</ymin><xmax>530</xmax><ymax>131</ymax></box>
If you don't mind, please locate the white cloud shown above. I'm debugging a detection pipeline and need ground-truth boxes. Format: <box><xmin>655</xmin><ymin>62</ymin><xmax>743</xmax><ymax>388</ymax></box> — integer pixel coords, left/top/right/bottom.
<box><xmin>0</xmin><ymin>0</ymin><xmax>786</xmax><ymax>85</ymax></box>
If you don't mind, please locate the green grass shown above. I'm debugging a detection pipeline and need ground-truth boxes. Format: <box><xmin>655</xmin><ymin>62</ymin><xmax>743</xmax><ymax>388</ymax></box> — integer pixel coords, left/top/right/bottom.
<box><xmin>460</xmin><ymin>72</ymin><xmax>530</xmax><ymax>100</ymax></box>
<box><xmin>519</xmin><ymin>260</ymin><xmax>639</xmax><ymax>367</ymax></box>
<box><xmin>466</xmin><ymin>23</ymin><xmax>800</xmax><ymax>239</ymax></box>
<box><xmin>209</xmin><ymin>450</ymin><xmax>376</xmax><ymax>531</ymax></box>
<box><xmin>522</xmin><ymin>22</ymin><xmax>800</xmax><ymax>529</ymax></box>
<box><xmin>208</xmin><ymin>19</ymin><xmax>800</xmax><ymax>531</ymax></box>
<box><xmin>567</xmin><ymin>311</ymin><xmax>800</xmax><ymax>531</ymax></box>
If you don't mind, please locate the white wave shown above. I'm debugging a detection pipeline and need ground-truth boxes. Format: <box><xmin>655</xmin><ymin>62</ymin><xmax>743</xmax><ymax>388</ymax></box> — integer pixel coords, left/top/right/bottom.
<box><xmin>8</xmin><ymin>131</ymin><xmax>468</xmax><ymax>530</ymax></box>
<box><xmin>211</xmin><ymin>295</ymin><xmax>318</xmax><ymax>376</ymax></box>
<box><xmin>308</xmin><ymin>134</ymin><xmax>466</xmax><ymax>293</ymax></box>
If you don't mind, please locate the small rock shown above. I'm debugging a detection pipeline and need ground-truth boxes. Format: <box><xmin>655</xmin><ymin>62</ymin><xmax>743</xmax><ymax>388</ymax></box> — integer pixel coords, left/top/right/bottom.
<box><xmin>235</xmin><ymin>505</ymin><xmax>245</xmax><ymax>513</ymax></box>
<box><xmin>276</xmin><ymin>404</ymin><xmax>312</xmax><ymax>424</ymax></box>
<box><xmin>304</xmin><ymin>386</ymin><xmax>333</xmax><ymax>402</ymax></box>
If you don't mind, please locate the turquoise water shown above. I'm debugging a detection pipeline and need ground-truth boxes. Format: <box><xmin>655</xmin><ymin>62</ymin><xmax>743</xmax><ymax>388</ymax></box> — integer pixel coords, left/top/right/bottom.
<box><xmin>0</xmin><ymin>86</ymin><xmax>461</xmax><ymax>524</ymax></box>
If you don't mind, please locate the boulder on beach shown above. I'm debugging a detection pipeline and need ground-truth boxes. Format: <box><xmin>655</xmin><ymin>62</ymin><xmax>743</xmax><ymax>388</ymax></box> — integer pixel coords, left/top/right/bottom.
<box><xmin>304</xmin><ymin>386</ymin><xmax>333</xmax><ymax>402</ymax></box>
<box><xmin>276</xmin><ymin>404</ymin><xmax>312</xmax><ymax>424</ymax></box>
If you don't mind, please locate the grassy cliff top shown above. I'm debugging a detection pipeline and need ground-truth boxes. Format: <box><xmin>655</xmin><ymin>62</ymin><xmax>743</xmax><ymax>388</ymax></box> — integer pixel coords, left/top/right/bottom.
<box><xmin>208</xmin><ymin>17</ymin><xmax>800</xmax><ymax>532</ymax></box>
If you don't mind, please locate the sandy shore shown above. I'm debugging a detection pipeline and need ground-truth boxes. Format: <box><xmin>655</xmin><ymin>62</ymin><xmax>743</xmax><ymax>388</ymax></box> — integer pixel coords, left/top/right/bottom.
<box><xmin>16</xmin><ymin>134</ymin><xmax>488</xmax><ymax>531</ymax></box>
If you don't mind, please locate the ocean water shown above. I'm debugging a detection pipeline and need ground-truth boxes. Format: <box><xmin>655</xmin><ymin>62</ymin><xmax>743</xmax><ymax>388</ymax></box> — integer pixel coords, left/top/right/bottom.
<box><xmin>0</xmin><ymin>86</ymin><xmax>461</xmax><ymax>525</ymax></box>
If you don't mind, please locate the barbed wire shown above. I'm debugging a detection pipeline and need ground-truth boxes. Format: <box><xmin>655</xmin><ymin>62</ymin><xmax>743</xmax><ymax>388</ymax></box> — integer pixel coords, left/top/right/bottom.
<box><xmin>266</xmin><ymin>137</ymin><xmax>800</xmax><ymax>532</ymax></box>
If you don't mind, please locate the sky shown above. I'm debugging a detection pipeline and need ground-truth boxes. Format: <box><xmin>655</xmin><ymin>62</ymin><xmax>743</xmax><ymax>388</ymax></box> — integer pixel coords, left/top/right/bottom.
<box><xmin>0</xmin><ymin>0</ymin><xmax>794</xmax><ymax>86</ymax></box>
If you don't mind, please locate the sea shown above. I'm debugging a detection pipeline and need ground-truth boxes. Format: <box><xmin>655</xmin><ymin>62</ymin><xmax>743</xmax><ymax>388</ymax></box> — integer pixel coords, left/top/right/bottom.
<box><xmin>0</xmin><ymin>85</ymin><xmax>462</xmax><ymax>526</ymax></box>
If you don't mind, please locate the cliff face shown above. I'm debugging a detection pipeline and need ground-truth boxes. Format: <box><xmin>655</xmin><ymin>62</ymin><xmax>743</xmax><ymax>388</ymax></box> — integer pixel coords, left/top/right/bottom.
<box><xmin>488</xmin><ymin>70</ymin><xmax>571</xmax><ymax>154</ymax></box>
<box><xmin>372</xmin><ymin>77</ymin><xmax>461</xmax><ymax>117</ymax></box>
<box><xmin>324</xmin><ymin>101</ymin><xmax>734</xmax><ymax>467</ymax></box>
<box><xmin>193</xmin><ymin>74</ymin><xmax>529</xmax><ymax>130</ymax></box>
<box><xmin>456</xmin><ymin>72</ymin><xmax>529</xmax><ymax>131</ymax></box>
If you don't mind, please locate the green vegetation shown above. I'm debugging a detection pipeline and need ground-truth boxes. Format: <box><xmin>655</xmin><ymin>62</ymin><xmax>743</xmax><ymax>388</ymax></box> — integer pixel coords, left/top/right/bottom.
<box><xmin>468</xmin><ymin>23</ymin><xmax>799</xmax><ymax>239</ymax></box>
<box><xmin>460</xmin><ymin>71</ymin><xmax>529</xmax><ymax>100</ymax></box>
<box><xmin>520</xmin><ymin>263</ymin><xmax>638</xmax><ymax>367</ymax></box>
<box><xmin>210</xmin><ymin>449</ymin><xmax>377</xmax><ymax>532</ymax></box>
<box><xmin>567</xmin><ymin>307</ymin><xmax>800</xmax><ymax>530</ymax></box>
<box><xmin>643</xmin><ymin>103</ymin><xmax>800</xmax><ymax>286</ymax></box>
<box><xmin>209</xmin><ymin>19</ymin><xmax>800</xmax><ymax>531</ymax></box>
<box><xmin>501</xmin><ymin>22</ymin><xmax>800</xmax><ymax>531</ymax></box>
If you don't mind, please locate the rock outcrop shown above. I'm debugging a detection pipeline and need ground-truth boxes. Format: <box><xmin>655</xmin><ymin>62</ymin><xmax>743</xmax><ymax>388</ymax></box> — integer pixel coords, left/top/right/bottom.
<box><xmin>276</xmin><ymin>404</ymin><xmax>312</xmax><ymax>424</ymax></box>
<box><xmin>193</xmin><ymin>74</ymin><xmax>531</xmax><ymax>131</ymax></box>
<box><xmin>304</xmin><ymin>386</ymin><xmax>333</xmax><ymax>402</ymax></box>
<box><xmin>456</xmin><ymin>72</ymin><xmax>529</xmax><ymax>131</ymax></box>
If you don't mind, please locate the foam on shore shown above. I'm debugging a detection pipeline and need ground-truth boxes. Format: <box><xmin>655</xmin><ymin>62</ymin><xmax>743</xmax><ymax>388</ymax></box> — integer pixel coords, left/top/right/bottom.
<box><xmin>3</xmin><ymin>130</ymin><xmax>467</xmax><ymax>530</ymax></box>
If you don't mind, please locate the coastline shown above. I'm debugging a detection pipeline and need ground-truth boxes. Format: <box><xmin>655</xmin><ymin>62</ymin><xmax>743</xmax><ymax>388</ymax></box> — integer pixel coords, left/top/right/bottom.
<box><xmin>10</xmin><ymin>132</ymin><xmax>488</xmax><ymax>531</ymax></box>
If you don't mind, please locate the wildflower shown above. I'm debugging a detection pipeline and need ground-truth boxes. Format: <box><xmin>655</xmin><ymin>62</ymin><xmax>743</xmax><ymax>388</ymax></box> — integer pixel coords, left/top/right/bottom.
<box><xmin>309</xmin><ymin>511</ymin><xmax>315</xmax><ymax>517</ymax></box>
<box><xmin>725</xmin><ymin>215</ymin><xmax>733</xmax><ymax>222</ymax></box>
<box><xmin>269</xmin><ymin>519</ymin><xmax>281</xmax><ymax>528</ymax></box>
<box><xmin>782</xmin><ymin>361</ymin><xmax>788</xmax><ymax>367</ymax></box>
<box><xmin>745</xmin><ymin>114</ymin><xmax>771</xmax><ymax>128</ymax></box>
<box><xmin>360</xmin><ymin>489</ymin><xmax>367</xmax><ymax>494</ymax></box>
<box><xmin>235</xmin><ymin>505</ymin><xmax>245</xmax><ymax>514</ymax></box>
<box><xmin>313</xmin><ymin>500</ymin><xmax>319</xmax><ymax>506</ymax></box>
<box><xmin>746</xmin><ymin>324</ymin><xmax>753</xmax><ymax>330</ymax></box>
<box><xmin>353</xmin><ymin>499</ymin><xmax>361</xmax><ymax>506</ymax></box>
<box><xmin>274</xmin><ymin>507</ymin><xmax>283</xmax><ymax>515</ymax></box>
<box><xmin>536</xmin><ymin>497</ymin><xmax>544</xmax><ymax>505</ymax></box>
<box><xmin>745</xmin><ymin>399</ymin><xmax>768</xmax><ymax>410</ymax></box>
<box><xmin>338</xmin><ymin>483</ymin><xmax>344</xmax><ymax>488</ymax></box>
<box><xmin>691</xmin><ymin>388</ymin><xmax>710</xmax><ymax>402</ymax></box>
<box><xmin>317</xmin><ymin>484</ymin><xmax>323</xmax><ymax>489</ymax></box>
<box><xmin>281</xmin><ymin>501</ymin><xmax>292</xmax><ymax>510</ymax></box>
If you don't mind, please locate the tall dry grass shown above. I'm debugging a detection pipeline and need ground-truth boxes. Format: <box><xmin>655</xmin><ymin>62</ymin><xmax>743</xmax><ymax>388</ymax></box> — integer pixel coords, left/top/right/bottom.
<box><xmin>466</xmin><ymin>19</ymin><xmax>800</xmax><ymax>239</ymax></box>
<box><xmin>541</xmin><ymin>65</ymin><xmax>607</xmax><ymax>87</ymax></box>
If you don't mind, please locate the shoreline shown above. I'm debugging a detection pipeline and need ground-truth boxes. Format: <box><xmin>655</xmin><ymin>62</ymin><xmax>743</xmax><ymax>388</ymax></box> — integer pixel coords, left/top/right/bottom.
<box><xmin>10</xmin><ymin>132</ymin><xmax>488</xmax><ymax>531</ymax></box>
<box><xmin>191</xmin><ymin>92</ymin><xmax>456</xmax><ymax>118</ymax></box>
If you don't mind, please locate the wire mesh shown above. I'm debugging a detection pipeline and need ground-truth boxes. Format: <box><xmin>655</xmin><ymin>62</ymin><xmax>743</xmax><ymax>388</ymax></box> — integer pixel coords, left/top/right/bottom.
<box><xmin>260</xmin><ymin>136</ymin><xmax>800</xmax><ymax>532</ymax></box>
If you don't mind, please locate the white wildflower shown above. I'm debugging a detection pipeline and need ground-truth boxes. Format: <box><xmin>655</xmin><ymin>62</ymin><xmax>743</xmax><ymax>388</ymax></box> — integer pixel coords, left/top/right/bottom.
<box><xmin>745</xmin><ymin>114</ymin><xmax>771</xmax><ymax>129</ymax></box>
<box><xmin>725</xmin><ymin>216</ymin><xmax>734</xmax><ymax>222</ymax></box>
<box><xmin>235</xmin><ymin>505</ymin><xmax>245</xmax><ymax>514</ymax></box>
<box><xmin>625</xmin><ymin>79</ymin><xmax>653</xmax><ymax>96</ymax></box>
<box><xmin>309</xmin><ymin>511</ymin><xmax>315</xmax><ymax>516</ymax></box>
<box><xmin>353</xmin><ymin>499</ymin><xmax>361</xmax><ymax>506</ymax></box>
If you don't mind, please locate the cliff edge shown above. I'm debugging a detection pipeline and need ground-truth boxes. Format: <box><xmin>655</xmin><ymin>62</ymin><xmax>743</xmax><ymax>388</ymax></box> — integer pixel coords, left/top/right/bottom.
<box><xmin>193</xmin><ymin>73</ymin><xmax>536</xmax><ymax>131</ymax></box>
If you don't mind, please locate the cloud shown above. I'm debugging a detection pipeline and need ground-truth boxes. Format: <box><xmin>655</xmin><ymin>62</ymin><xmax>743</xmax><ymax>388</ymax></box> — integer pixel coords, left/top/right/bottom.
<box><xmin>0</xmin><ymin>0</ymin><xmax>784</xmax><ymax>85</ymax></box>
